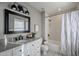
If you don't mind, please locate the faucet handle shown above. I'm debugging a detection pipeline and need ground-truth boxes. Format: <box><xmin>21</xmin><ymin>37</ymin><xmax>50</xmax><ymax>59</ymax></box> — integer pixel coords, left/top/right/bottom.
<box><xmin>19</xmin><ymin>35</ymin><xmax>24</xmax><ymax>40</ymax></box>
<box><xmin>14</xmin><ymin>37</ymin><xmax>18</xmax><ymax>41</ymax></box>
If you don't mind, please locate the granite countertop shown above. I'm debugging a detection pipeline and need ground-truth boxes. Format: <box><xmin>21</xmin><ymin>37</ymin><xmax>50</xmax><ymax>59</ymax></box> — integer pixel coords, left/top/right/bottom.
<box><xmin>0</xmin><ymin>39</ymin><xmax>20</xmax><ymax>53</ymax></box>
<box><xmin>0</xmin><ymin>37</ymin><xmax>41</xmax><ymax>53</ymax></box>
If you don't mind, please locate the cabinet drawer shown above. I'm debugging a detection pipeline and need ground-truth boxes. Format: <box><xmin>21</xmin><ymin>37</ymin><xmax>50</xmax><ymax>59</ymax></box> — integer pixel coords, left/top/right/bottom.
<box><xmin>31</xmin><ymin>49</ymin><xmax>41</xmax><ymax>56</ymax></box>
<box><xmin>31</xmin><ymin>38</ymin><xmax>42</xmax><ymax>47</ymax></box>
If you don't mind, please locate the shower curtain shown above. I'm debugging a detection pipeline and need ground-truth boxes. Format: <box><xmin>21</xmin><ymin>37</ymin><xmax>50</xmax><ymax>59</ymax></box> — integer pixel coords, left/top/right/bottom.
<box><xmin>61</xmin><ymin>10</ymin><xmax>79</xmax><ymax>56</ymax></box>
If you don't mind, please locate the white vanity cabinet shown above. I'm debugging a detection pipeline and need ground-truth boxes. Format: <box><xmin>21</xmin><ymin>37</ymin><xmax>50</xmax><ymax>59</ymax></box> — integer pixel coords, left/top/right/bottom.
<box><xmin>0</xmin><ymin>38</ymin><xmax>42</xmax><ymax>56</ymax></box>
<box><xmin>23</xmin><ymin>38</ymin><xmax>42</xmax><ymax>56</ymax></box>
<box><xmin>0</xmin><ymin>49</ymin><xmax>13</xmax><ymax>56</ymax></box>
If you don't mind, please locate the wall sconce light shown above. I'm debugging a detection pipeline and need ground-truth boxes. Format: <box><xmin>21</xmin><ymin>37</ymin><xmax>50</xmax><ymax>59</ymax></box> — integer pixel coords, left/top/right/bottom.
<box><xmin>18</xmin><ymin>5</ymin><xmax>24</xmax><ymax>13</ymax></box>
<box><xmin>10</xmin><ymin>2</ymin><xmax>30</xmax><ymax>15</ymax></box>
<box><xmin>11</xmin><ymin>2</ymin><xmax>17</xmax><ymax>11</ymax></box>
<box><xmin>25</xmin><ymin>10</ymin><xmax>29</xmax><ymax>15</ymax></box>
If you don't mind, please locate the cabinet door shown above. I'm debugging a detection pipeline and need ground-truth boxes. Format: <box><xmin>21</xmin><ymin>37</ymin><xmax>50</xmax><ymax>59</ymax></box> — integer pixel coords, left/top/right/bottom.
<box><xmin>30</xmin><ymin>38</ymin><xmax>42</xmax><ymax>56</ymax></box>
<box><xmin>23</xmin><ymin>38</ymin><xmax>42</xmax><ymax>56</ymax></box>
<box><xmin>12</xmin><ymin>46</ymin><xmax>23</xmax><ymax>56</ymax></box>
<box><xmin>0</xmin><ymin>49</ymin><xmax>12</xmax><ymax>56</ymax></box>
<box><xmin>30</xmin><ymin>43</ymin><xmax>41</xmax><ymax>55</ymax></box>
<box><xmin>23</xmin><ymin>43</ymin><xmax>32</xmax><ymax>56</ymax></box>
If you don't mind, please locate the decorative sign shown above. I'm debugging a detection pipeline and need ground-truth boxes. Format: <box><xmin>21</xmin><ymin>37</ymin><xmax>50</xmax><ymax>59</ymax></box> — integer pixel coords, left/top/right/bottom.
<box><xmin>34</xmin><ymin>24</ymin><xmax>39</xmax><ymax>32</ymax></box>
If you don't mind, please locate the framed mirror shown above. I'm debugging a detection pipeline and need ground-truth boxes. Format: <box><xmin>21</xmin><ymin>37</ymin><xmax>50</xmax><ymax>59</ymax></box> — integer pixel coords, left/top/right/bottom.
<box><xmin>4</xmin><ymin>9</ymin><xmax>30</xmax><ymax>34</ymax></box>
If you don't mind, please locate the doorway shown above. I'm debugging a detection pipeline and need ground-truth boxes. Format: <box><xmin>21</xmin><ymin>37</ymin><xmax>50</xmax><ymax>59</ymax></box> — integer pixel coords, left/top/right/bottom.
<box><xmin>47</xmin><ymin>15</ymin><xmax>62</xmax><ymax>56</ymax></box>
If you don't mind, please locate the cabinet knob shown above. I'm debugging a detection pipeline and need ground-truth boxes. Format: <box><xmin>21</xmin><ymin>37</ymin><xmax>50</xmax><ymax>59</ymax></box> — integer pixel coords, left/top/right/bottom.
<box><xmin>28</xmin><ymin>55</ymin><xmax>30</xmax><ymax>56</ymax></box>
<box><xmin>37</xmin><ymin>47</ymin><xmax>39</xmax><ymax>48</ymax></box>
<box><xmin>19</xmin><ymin>50</ymin><xmax>22</xmax><ymax>52</ymax></box>
<box><xmin>32</xmin><ymin>44</ymin><xmax>34</xmax><ymax>46</ymax></box>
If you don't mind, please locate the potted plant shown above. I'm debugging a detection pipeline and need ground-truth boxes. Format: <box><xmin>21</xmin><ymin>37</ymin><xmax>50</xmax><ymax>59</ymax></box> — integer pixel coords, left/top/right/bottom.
<box><xmin>32</xmin><ymin>32</ymin><xmax>36</xmax><ymax>38</ymax></box>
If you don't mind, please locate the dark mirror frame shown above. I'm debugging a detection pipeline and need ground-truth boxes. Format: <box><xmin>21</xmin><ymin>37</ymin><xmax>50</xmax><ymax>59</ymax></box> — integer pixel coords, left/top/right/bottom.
<box><xmin>4</xmin><ymin>9</ymin><xmax>30</xmax><ymax>34</ymax></box>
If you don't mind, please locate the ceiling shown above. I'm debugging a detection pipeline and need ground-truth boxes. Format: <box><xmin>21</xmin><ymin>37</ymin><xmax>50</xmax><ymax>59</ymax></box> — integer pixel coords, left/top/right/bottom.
<box><xmin>27</xmin><ymin>2</ymin><xmax>79</xmax><ymax>17</ymax></box>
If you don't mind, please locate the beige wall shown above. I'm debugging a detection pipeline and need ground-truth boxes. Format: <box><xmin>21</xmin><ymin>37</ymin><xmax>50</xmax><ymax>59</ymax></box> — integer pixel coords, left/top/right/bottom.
<box><xmin>0</xmin><ymin>2</ymin><xmax>41</xmax><ymax>39</ymax></box>
<box><xmin>49</xmin><ymin>15</ymin><xmax>62</xmax><ymax>42</ymax></box>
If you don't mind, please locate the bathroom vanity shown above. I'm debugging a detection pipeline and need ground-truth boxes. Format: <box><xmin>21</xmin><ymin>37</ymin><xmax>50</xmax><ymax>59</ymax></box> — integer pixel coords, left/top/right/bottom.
<box><xmin>0</xmin><ymin>8</ymin><xmax>43</xmax><ymax>56</ymax></box>
<box><xmin>0</xmin><ymin>38</ymin><xmax>42</xmax><ymax>56</ymax></box>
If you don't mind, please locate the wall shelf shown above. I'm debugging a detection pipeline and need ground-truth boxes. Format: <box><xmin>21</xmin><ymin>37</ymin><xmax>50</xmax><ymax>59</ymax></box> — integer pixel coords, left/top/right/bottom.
<box><xmin>5</xmin><ymin>8</ymin><xmax>30</xmax><ymax>17</ymax></box>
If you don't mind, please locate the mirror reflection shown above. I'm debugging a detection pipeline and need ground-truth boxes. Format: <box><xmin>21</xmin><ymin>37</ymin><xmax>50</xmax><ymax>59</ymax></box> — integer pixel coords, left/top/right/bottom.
<box><xmin>9</xmin><ymin>14</ymin><xmax>29</xmax><ymax>31</ymax></box>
